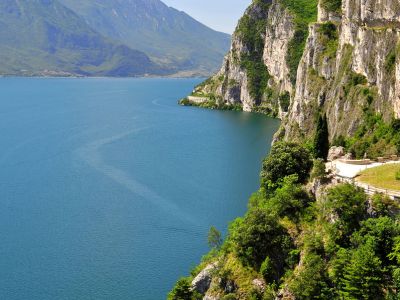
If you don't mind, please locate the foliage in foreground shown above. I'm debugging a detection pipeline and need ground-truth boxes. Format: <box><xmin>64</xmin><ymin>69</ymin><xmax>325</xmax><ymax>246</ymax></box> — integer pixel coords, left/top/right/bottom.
<box><xmin>169</xmin><ymin>141</ymin><xmax>400</xmax><ymax>299</ymax></box>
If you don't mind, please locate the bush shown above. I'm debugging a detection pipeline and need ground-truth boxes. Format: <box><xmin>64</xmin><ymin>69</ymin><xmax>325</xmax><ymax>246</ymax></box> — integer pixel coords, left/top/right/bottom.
<box><xmin>261</xmin><ymin>142</ymin><xmax>313</xmax><ymax>189</ymax></box>
<box><xmin>279</xmin><ymin>91</ymin><xmax>291</xmax><ymax>112</ymax></box>
<box><xmin>311</xmin><ymin>158</ymin><xmax>327</xmax><ymax>180</ymax></box>
<box><xmin>323</xmin><ymin>184</ymin><xmax>367</xmax><ymax>245</ymax></box>
<box><xmin>168</xmin><ymin>278</ymin><xmax>200</xmax><ymax>300</ymax></box>
<box><xmin>281</xmin><ymin>0</ymin><xmax>318</xmax><ymax>84</ymax></box>
<box><xmin>229</xmin><ymin>207</ymin><xmax>293</xmax><ymax>276</ymax></box>
<box><xmin>320</xmin><ymin>0</ymin><xmax>342</xmax><ymax>13</ymax></box>
<box><xmin>288</xmin><ymin>253</ymin><xmax>333</xmax><ymax>299</ymax></box>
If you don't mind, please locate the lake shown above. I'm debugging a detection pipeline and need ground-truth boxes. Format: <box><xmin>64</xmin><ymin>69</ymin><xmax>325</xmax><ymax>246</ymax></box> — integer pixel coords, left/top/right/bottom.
<box><xmin>0</xmin><ymin>78</ymin><xmax>280</xmax><ymax>299</ymax></box>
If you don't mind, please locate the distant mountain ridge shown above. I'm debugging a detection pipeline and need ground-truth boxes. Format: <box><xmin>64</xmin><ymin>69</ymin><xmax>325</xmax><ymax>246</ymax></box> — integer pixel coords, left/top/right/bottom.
<box><xmin>59</xmin><ymin>0</ymin><xmax>231</xmax><ymax>76</ymax></box>
<box><xmin>0</xmin><ymin>0</ymin><xmax>163</xmax><ymax>77</ymax></box>
<box><xmin>0</xmin><ymin>0</ymin><xmax>230</xmax><ymax>77</ymax></box>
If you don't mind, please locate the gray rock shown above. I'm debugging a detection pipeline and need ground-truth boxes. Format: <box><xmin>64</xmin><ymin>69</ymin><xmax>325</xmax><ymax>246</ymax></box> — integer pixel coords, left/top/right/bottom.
<box><xmin>327</xmin><ymin>146</ymin><xmax>345</xmax><ymax>161</ymax></box>
<box><xmin>191</xmin><ymin>263</ymin><xmax>216</xmax><ymax>295</ymax></box>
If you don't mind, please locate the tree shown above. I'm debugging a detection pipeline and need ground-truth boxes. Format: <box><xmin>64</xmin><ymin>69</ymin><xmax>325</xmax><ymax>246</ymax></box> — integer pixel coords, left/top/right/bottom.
<box><xmin>208</xmin><ymin>226</ymin><xmax>222</xmax><ymax>249</ymax></box>
<box><xmin>261</xmin><ymin>142</ymin><xmax>312</xmax><ymax>189</ymax></box>
<box><xmin>288</xmin><ymin>253</ymin><xmax>333</xmax><ymax>299</ymax></box>
<box><xmin>323</xmin><ymin>184</ymin><xmax>367</xmax><ymax>245</ymax></box>
<box><xmin>341</xmin><ymin>239</ymin><xmax>384</xmax><ymax>299</ymax></box>
<box><xmin>314</xmin><ymin>114</ymin><xmax>330</xmax><ymax>160</ymax></box>
<box><xmin>229</xmin><ymin>207</ymin><xmax>293</xmax><ymax>278</ymax></box>
<box><xmin>168</xmin><ymin>278</ymin><xmax>194</xmax><ymax>300</ymax></box>
<box><xmin>310</xmin><ymin>158</ymin><xmax>326</xmax><ymax>180</ymax></box>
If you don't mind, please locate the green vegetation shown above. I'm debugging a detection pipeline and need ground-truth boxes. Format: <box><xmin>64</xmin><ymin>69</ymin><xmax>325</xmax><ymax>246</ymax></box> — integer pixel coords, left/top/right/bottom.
<box><xmin>358</xmin><ymin>164</ymin><xmax>400</xmax><ymax>191</ymax></box>
<box><xmin>168</xmin><ymin>278</ymin><xmax>201</xmax><ymax>300</ymax></box>
<box><xmin>310</xmin><ymin>158</ymin><xmax>327</xmax><ymax>180</ymax></box>
<box><xmin>170</xmin><ymin>140</ymin><xmax>400</xmax><ymax>299</ymax></box>
<box><xmin>279</xmin><ymin>92</ymin><xmax>291</xmax><ymax>112</ymax></box>
<box><xmin>385</xmin><ymin>48</ymin><xmax>397</xmax><ymax>73</ymax></box>
<box><xmin>260</xmin><ymin>142</ymin><xmax>313</xmax><ymax>189</ymax></box>
<box><xmin>343</xmin><ymin>114</ymin><xmax>400</xmax><ymax>159</ymax></box>
<box><xmin>236</xmin><ymin>2</ymin><xmax>271</xmax><ymax>102</ymax></box>
<box><xmin>320</xmin><ymin>0</ymin><xmax>342</xmax><ymax>13</ymax></box>
<box><xmin>314</xmin><ymin>114</ymin><xmax>329</xmax><ymax>160</ymax></box>
<box><xmin>318</xmin><ymin>22</ymin><xmax>339</xmax><ymax>62</ymax></box>
<box><xmin>281</xmin><ymin>0</ymin><xmax>318</xmax><ymax>84</ymax></box>
<box><xmin>208</xmin><ymin>226</ymin><xmax>223</xmax><ymax>249</ymax></box>
<box><xmin>180</xmin><ymin>97</ymin><xmax>243</xmax><ymax>112</ymax></box>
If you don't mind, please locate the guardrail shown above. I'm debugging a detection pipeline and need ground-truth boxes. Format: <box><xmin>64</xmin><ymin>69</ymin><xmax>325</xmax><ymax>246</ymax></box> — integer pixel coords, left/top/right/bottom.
<box><xmin>334</xmin><ymin>175</ymin><xmax>400</xmax><ymax>200</ymax></box>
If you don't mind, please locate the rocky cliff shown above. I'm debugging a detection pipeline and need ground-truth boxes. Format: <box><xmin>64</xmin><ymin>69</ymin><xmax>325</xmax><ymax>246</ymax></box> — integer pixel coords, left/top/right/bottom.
<box><xmin>187</xmin><ymin>0</ymin><xmax>400</xmax><ymax>157</ymax></box>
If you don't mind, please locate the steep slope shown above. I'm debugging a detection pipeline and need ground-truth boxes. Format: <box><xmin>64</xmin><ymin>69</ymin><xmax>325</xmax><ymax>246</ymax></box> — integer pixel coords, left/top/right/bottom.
<box><xmin>187</xmin><ymin>0</ymin><xmax>400</xmax><ymax>158</ymax></box>
<box><xmin>59</xmin><ymin>0</ymin><xmax>231</xmax><ymax>76</ymax></box>
<box><xmin>0</xmin><ymin>0</ymin><xmax>163</xmax><ymax>76</ymax></box>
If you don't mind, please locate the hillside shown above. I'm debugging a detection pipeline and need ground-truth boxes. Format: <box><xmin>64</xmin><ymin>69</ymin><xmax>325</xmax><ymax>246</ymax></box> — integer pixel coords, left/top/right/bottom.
<box><xmin>172</xmin><ymin>0</ymin><xmax>400</xmax><ymax>299</ymax></box>
<box><xmin>59</xmin><ymin>0</ymin><xmax>231</xmax><ymax>76</ymax></box>
<box><xmin>0</xmin><ymin>0</ymin><xmax>165</xmax><ymax>77</ymax></box>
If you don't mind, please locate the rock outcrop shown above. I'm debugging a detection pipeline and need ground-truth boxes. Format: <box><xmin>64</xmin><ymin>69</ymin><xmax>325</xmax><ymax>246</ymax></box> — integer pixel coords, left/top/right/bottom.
<box><xmin>191</xmin><ymin>263</ymin><xmax>216</xmax><ymax>295</ymax></box>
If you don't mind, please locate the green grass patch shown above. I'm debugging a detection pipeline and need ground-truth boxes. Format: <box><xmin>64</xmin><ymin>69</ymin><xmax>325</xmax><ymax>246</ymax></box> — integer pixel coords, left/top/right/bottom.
<box><xmin>320</xmin><ymin>0</ymin><xmax>342</xmax><ymax>13</ymax></box>
<box><xmin>318</xmin><ymin>22</ymin><xmax>339</xmax><ymax>61</ymax></box>
<box><xmin>358</xmin><ymin>164</ymin><xmax>400</xmax><ymax>191</ymax></box>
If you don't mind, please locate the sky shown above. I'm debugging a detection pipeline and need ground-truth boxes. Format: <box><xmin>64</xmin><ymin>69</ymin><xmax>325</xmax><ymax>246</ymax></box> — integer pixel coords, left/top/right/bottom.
<box><xmin>162</xmin><ymin>0</ymin><xmax>251</xmax><ymax>34</ymax></box>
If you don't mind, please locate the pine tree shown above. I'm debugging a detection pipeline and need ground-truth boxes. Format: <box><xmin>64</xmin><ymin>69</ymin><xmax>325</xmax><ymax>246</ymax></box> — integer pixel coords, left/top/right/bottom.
<box><xmin>314</xmin><ymin>114</ymin><xmax>330</xmax><ymax>160</ymax></box>
<box><xmin>340</xmin><ymin>239</ymin><xmax>384</xmax><ymax>299</ymax></box>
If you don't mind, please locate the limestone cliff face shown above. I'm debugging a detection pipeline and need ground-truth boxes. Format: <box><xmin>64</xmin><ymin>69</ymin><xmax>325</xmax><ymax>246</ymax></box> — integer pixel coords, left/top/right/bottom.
<box><xmin>284</xmin><ymin>0</ymin><xmax>400</xmax><ymax>141</ymax></box>
<box><xmin>193</xmin><ymin>0</ymin><xmax>295</xmax><ymax>116</ymax></box>
<box><xmin>192</xmin><ymin>0</ymin><xmax>400</xmax><ymax>146</ymax></box>
<box><xmin>263</xmin><ymin>1</ymin><xmax>295</xmax><ymax>96</ymax></box>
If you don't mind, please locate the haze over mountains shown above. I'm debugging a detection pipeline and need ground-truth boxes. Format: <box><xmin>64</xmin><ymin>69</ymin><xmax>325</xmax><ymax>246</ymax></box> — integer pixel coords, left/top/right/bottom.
<box><xmin>0</xmin><ymin>0</ymin><xmax>230</xmax><ymax>77</ymax></box>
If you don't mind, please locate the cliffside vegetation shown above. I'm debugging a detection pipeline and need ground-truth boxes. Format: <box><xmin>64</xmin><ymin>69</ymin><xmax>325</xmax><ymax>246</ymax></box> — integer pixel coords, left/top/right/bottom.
<box><xmin>280</xmin><ymin>0</ymin><xmax>318</xmax><ymax>84</ymax></box>
<box><xmin>169</xmin><ymin>142</ymin><xmax>400</xmax><ymax>299</ymax></box>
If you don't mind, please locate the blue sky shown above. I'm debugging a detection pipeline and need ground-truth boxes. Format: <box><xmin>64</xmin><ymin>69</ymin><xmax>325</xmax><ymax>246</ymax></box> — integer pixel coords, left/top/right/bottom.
<box><xmin>162</xmin><ymin>0</ymin><xmax>251</xmax><ymax>34</ymax></box>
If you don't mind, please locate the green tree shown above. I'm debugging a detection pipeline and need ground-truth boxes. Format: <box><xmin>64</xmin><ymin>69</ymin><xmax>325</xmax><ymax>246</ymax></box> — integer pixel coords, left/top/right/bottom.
<box><xmin>288</xmin><ymin>253</ymin><xmax>333</xmax><ymax>299</ymax></box>
<box><xmin>341</xmin><ymin>240</ymin><xmax>384</xmax><ymax>299</ymax></box>
<box><xmin>314</xmin><ymin>114</ymin><xmax>330</xmax><ymax>160</ymax></box>
<box><xmin>351</xmin><ymin>217</ymin><xmax>399</xmax><ymax>265</ymax></box>
<box><xmin>208</xmin><ymin>226</ymin><xmax>222</xmax><ymax>249</ymax></box>
<box><xmin>323</xmin><ymin>184</ymin><xmax>367</xmax><ymax>245</ymax></box>
<box><xmin>261</xmin><ymin>142</ymin><xmax>312</xmax><ymax>189</ymax></box>
<box><xmin>168</xmin><ymin>278</ymin><xmax>194</xmax><ymax>300</ymax></box>
<box><xmin>229</xmin><ymin>208</ymin><xmax>293</xmax><ymax>278</ymax></box>
<box><xmin>310</xmin><ymin>158</ymin><xmax>327</xmax><ymax>180</ymax></box>
<box><xmin>265</xmin><ymin>175</ymin><xmax>311</xmax><ymax>221</ymax></box>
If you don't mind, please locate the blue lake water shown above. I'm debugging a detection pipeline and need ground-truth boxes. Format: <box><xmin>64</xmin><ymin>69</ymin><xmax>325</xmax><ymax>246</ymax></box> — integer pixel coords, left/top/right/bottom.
<box><xmin>0</xmin><ymin>78</ymin><xmax>280</xmax><ymax>299</ymax></box>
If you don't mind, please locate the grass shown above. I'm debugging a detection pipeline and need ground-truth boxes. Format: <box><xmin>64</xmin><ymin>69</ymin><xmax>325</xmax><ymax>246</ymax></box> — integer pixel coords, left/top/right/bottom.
<box><xmin>357</xmin><ymin>164</ymin><xmax>400</xmax><ymax>191</ymax></box>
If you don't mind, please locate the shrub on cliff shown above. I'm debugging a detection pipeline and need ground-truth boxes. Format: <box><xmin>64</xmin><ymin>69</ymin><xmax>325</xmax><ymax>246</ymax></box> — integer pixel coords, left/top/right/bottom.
<box><xmin>261</xmin><ymin>142</ymin><xmax>312</xmax><ymax>189</ymax></box>
<box><xmin>320</xmin><ymin>0</ymin><xmax>342</xmax><ymax>13</ymax></box>
<box><xmin>168</xmin><ymin>278</ymin><xmax>202</xmax><ymax>300</ymax></box>
<box><xmin>229</xmin><ymin>207</ymin><xmax>293</xmax><ymax>278</ymax></box>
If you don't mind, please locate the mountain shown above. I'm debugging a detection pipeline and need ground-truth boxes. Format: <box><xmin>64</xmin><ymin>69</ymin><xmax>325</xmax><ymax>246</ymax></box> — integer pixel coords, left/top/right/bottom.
<box><xmin>0</xmin><ymin>0</ymin><xmax>167</xmax><ymax>76</ymax></box>
<box><xmin>58</xmin><ymin>0</ymin><xmax>231</xmax><ymax>76</ymax></box>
